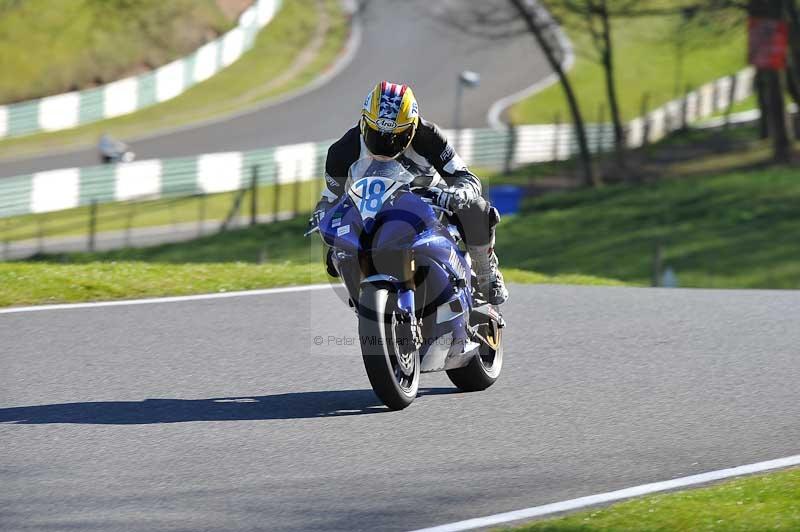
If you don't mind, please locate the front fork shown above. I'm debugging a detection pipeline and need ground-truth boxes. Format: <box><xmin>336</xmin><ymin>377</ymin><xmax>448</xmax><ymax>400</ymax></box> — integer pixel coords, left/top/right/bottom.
<box><xmin>359</xmin><ymin>249</ymin><xmax>422</xmax><ymax>355</ymax></box>
<box><xmin>396</xmin><ymin>288</ymin><xmax>423</xmax><ymax>355</ymax></box>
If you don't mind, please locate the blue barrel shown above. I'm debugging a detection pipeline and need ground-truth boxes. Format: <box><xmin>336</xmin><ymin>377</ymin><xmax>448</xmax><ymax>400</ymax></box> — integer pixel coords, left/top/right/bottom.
<box><xmin>488</xmin><ymin>185</ymin><xmax>523</xmax><ymax>215</ymax></box>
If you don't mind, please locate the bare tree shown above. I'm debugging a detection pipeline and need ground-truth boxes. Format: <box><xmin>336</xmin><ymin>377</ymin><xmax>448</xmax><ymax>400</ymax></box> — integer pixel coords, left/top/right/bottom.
<box><xmin>510</xmin><ymin>0</ymin><xmax>599</xmax><ymax>186</ymax></box>
<box><xmin>546</xmin><ymin>0</ymin><xmax>641</xmax><ymax>178</ymax></box>
<box><xmin>749</xmin><ymin>0</ymin><xmax>792</xmax><ymax>162</ymax></box>
<box><xmin>432</xmin><ymin>0</ymin><xmax>599</xmax><ymax>187</ymax></box>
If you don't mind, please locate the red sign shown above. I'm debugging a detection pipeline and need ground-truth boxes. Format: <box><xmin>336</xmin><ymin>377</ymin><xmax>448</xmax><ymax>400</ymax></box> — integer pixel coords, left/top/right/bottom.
<box><xmin>748</xmin><ymin>17</ymin><xmax>789</xmax><ymax>70</ymax></box>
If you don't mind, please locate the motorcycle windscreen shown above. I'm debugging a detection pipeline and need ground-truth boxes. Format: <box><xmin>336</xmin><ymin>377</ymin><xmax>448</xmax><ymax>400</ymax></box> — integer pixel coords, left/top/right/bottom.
<box><xmin>346</xmin><ymin>157</ymin><xmax>416</xmax><ymax>227</ymax></box>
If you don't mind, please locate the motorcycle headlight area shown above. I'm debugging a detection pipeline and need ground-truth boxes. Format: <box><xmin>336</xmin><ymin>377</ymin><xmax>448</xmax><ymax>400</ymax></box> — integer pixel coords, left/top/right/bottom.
<box><xmin>360</xmin><ymin>249</ymin><xmax>416</xmax><ymax>287</ymax></box>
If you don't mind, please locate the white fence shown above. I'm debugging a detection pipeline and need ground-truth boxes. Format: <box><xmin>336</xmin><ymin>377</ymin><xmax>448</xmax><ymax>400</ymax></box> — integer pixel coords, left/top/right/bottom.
<box><xmin>0</xmin><ymin>67</ymin><xmax>756</xmax><ymax>220</ymax></box>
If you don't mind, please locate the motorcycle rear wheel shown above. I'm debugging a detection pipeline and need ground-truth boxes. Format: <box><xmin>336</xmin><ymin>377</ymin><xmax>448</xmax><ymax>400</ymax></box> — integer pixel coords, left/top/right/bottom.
<box><xmin>358</xmin><ymin>285</ymin><xmax>420</xmax><ymax>410</ymax></box>
<box><xmin>446</xmin><ymin>315</ymin><xmax>503</xmax><ymax>392</ymax></box>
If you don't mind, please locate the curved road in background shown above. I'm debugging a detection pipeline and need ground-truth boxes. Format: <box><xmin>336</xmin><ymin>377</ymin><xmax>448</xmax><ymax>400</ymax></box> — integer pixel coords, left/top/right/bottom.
<box><xmin>1</xmin><ymin>285</ymin><xmax>799</xmax><ymax>531</ymax></box>
<box><xmin>0</xmin><ymin>0</ymin><xmax>550</xmax><ymax>178</ymax></box>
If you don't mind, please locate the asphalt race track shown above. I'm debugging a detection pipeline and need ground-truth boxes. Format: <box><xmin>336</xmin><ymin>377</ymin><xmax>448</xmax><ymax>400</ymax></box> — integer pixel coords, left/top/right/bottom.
<box><xmin>2</xmin><ymin>284</ymin><xmax>799</xmax><ymax>531</ymax></box>
<box><xmin>0</xmin><ymin>0</ymin><xmax>550</xmax><ymax>177</ymax></box>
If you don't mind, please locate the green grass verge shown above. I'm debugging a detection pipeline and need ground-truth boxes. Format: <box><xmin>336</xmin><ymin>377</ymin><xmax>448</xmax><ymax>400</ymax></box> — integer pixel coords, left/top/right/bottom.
<box><xmin>0</xmin><ymin>262</ymin><xmax>623</xmax><ymax>308</ymax></box>
<box><xmin>0</xmin><ymin>262</ymin><xmax>327</xmax><ymax>307</ymax></box>
<box><xmin>0</xmin><ymin>0</ymin><xmax>348</xmax><ymax>158</ymax></box>
<box><xmin>510</xmin><ymin>12</ymin><xmax>746</xmax><ymax>124</ymax></box>
<box><xmin>59</xmin><ymin>216</ymin><xmax>322</xmax><ymax>264</ymax></box>
<box><xmin>512</xmin><ymin>468</ymin><xmax>800</xmax><ymax>531</ymax></box>
<box><xmin>502</xmin><ymin>269</ymin><xmax>627</xmax><ymax>287</ymax></box>
<box><xmin>0</xmin><ymin>0</ymin><xmax>232</xmax><ymax>103</ymax></box>
<box><xmin>0</xmin><ymin>216</ymin><xmax>624</xmax><ymax>307</ymax></box>
<box><xmin>496</xmin><ymin>165</ymin><xmax>800</xmax><ymax>289</ymax></box>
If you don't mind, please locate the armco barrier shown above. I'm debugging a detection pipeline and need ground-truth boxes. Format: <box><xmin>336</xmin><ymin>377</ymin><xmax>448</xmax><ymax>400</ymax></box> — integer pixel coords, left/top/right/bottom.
<box><xmin>0</xmin><ymin>67</ymin><xmax>755</xmax><ymax>219</ymax></box>
<box><xmin>0</xmin><ymin>0</ymin><xmax>282</xmax><ymax>139</ymax></box>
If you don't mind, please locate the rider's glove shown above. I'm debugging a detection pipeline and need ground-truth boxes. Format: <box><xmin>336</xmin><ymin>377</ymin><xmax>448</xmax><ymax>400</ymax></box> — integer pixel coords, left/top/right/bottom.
<box><xmin>434</xmin><ymin>186</ymin><xmax>475</xmax><ymax>212</ymax></box>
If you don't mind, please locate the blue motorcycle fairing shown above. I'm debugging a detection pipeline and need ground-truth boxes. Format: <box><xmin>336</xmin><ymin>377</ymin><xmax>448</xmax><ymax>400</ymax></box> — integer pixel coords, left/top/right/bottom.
<box><xmin>321</xmin><ymin>189</ymin><xmax>442</xmax><ymax>253</ymax></box>
<box><xmin>366</xmin><ymin>190</ymin><xmax>441</xmax><ymax>250</ymax></box>
<box><xmin>319</xmin><ymin>197</ymin><xmax>363</xmax><ymax>252</ymax></box>
<box><xmin>321</xmin><ymin>191</ymin><xmax>471</xmax><ymax>299</ymax></box>
<box><xmin>320</xmin><ymin>184</ymin><xmax>475</xmax><ymax>370</ymax></box>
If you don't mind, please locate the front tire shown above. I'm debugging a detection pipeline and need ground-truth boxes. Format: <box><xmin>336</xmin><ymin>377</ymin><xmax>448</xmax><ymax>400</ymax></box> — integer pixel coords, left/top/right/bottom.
<box><xmin>359</xmin><ymin>285</ymin><xmax>420</xmax><ymax>410</ymax></box>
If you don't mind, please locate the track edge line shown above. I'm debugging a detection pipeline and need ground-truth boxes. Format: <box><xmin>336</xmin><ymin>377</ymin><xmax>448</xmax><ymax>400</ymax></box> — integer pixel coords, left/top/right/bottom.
<box><xmin>409</xmin><ymin>454</ymin><xmax>800</xmax><ymax>532</ymax></box>
<box><xmin>0</xmin><ymin>283</ymin><xmax>336</xmax><ymax>314</ymax></box>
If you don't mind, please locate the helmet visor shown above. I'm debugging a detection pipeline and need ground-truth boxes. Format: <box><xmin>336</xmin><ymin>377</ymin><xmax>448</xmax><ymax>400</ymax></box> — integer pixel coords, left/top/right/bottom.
<box><xmin>362</xmin><ymin>123</ymin><xmax>415</xmax><ymax>159</ymax></box>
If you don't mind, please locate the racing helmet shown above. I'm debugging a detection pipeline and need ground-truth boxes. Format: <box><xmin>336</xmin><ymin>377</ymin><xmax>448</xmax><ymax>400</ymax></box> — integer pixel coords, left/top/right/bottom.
<box><xmin>360</xmin><ymin>81</ymin><xmax>419</xmax><ymax>159</ymax></box>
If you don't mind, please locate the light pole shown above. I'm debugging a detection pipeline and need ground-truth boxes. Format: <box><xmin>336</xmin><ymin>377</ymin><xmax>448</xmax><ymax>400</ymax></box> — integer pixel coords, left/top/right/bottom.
<box><xmin>454</xmin><ymin>70</ymin><xmax>480</xmax><ymax>151</ymax></box>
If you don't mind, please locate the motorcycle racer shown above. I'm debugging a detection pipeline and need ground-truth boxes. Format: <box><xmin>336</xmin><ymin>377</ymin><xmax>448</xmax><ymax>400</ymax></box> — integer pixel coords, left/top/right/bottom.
<box><xmin>311</xmin><ymin>81</ymin><xmax>508</xmax><ymax>305</ymax></box>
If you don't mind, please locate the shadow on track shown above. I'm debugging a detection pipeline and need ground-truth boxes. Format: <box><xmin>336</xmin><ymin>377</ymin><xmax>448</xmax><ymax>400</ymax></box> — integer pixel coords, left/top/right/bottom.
<box><xmin>0</xmin><ymin>388</ymin><xmax>457</xmax><ymax>425</ymax></box>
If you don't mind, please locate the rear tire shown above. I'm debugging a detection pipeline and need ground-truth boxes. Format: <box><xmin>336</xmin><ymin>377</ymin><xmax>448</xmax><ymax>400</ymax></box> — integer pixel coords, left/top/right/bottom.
<box><xmin>359</xmin><ymin>285</ymin><xmax>420</xmax><ymax>410</ymax></box>
<box><xmin>446</xmin><ymin>317</ymin><xmax>503</xmax><ymax>392</ymax></box>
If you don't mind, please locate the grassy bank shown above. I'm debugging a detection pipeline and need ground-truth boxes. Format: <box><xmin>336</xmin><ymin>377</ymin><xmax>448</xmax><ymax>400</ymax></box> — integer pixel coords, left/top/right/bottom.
<box><xmin>0</xmin><ymin>215</ymin><xmax>623</xmax><ymax>307</ymax></box>
<box><xmin>497</xmin><ymin>165</ymin><xmax>800</xmax><ymax>289</ymax></box>
<box><xmin>0</xmin><ymin>0</ymin><xmax>349</xmax><ymax>158</ymax></box>
<box><xmin>514</xmin><ymin>468</ymin><xmax>800</xmax><ymax>531</ymax></box>
<box><xmin>0</xmin><ymin>0</ymin><xmax>233</xmax><ymax>104</ymax></box>
<box><xmin>0</xmin><ymin>262</ymin><xmax>622</xmax><ymax>308</ymax></box>
<box><xmin>510</xmin><ymin>12</ymin><xmax>746</xmax><ymax>124</ymax></box>
<box><xmin>0</xmin><ymin>261</ymin><xmax>326</xmax><ymax>307</ymax></box>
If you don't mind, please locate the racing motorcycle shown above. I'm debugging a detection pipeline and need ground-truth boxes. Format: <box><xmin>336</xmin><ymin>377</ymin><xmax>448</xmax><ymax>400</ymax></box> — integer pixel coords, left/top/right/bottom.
<box><xmin>98</xmin><ymin>134</ymin><xmax>135</xmax><ymax>164</ymax></box>
<box><xmin>307</xmin><ymin>157</ymin><xmax>504</xmax><ymax>410</ymax></box>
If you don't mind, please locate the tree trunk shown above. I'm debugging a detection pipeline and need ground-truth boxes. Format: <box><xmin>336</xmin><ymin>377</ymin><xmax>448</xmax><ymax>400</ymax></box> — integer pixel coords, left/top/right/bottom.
<box><xmin>765</xmin><ymin>69</ymin><xmax>792</xmax><ymax>161</ymax></box>
<box><xmin>511</xmin><ymin>0</ymin><xmax>599</xmax><ymax>187</ymax></box>
<box><xmin>599</xmin><ymin>1</ymin><xmax>628</xmax><ymax>178</ymax></box>
<box><xmin>787</xmin><ymin>64</ymin><xmax>800</xmax><ymax>105</ymax></box>
<box><xmin>755</xmin><ymin>70</ymin><xmax>771</xmax><ymax>138</ymax></box>
<box><xmin>750</xmin><ymin>0</ymin><xmax>792</xmax><ymax>161</ymax></box>
<box><xmin>784</xmin><ymin>0</ymin><xmax>800</xmax><ymax>135</ymax></box>
<box><xmin>785</xmin><ymin>0</ymin><xmax>800</xmax><ymax>92</ymax></box>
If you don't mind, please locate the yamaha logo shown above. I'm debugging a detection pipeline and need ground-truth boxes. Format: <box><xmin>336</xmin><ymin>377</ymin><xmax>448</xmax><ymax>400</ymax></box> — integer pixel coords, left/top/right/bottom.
<box><xmin>448</xmin><ymin>247</ymin><xmax>467</xmax><ymax>280</ymax></box>
<box><xmin>375</xmin><ymin>118</ymin><xmax>397</xmax><ymax>132</ymax></box>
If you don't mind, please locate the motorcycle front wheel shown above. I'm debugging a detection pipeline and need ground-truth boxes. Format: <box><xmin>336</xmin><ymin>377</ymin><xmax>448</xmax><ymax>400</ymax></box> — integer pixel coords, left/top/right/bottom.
<box><xmin>358</xmin><ymin>284</ymin><xmax>420</xmax><ymax>410</ymax></box>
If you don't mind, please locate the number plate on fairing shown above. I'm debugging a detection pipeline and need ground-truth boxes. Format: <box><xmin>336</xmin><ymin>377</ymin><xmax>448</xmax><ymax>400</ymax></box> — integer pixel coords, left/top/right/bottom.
<box><xmin>348</xmin><ymin>176</ymin><xmax>401</xmax><ymax>220</ymax></box>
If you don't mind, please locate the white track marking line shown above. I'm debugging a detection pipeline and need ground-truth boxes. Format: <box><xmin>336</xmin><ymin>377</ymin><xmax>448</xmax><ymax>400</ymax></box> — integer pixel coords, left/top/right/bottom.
<box><xmin>410</xmin><ymin>454</ymin><xmax>800</xmax><ymax>532</ymax></box>
<box><xmin>0</xmin><ymin>284</ymin><xmax>334</xmax><ymax>314</ymax></box>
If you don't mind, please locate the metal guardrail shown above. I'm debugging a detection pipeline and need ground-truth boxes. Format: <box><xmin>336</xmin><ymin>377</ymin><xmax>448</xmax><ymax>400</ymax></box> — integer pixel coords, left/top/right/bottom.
<box><xmin>0</xmin><ymin>67</ymin><xmax>755</xmax><ymax>220</ymax></box>
<box><xmin>0</xmin><ymin>0</ymin><xmax>282</xmax><ymax>139</ymax></box>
